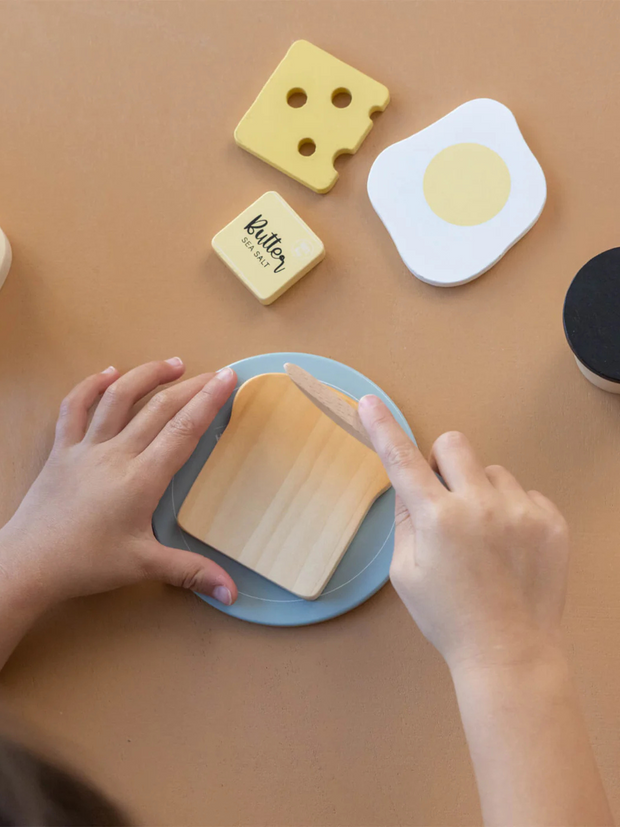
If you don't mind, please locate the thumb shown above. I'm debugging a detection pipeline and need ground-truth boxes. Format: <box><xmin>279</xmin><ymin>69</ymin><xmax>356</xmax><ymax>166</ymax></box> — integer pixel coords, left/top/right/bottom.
<box><xmin>141</xmin><ymin>541</ymin><xmax>238</xmax><ymax>605</ymax></box>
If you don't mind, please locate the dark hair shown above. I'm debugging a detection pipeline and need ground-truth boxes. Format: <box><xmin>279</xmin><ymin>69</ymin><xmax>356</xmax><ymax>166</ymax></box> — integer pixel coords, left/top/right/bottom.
<box><xmin>0</xmin><ymin>733</ymin><xmax>129</xmax><ymax>827</ymax></box>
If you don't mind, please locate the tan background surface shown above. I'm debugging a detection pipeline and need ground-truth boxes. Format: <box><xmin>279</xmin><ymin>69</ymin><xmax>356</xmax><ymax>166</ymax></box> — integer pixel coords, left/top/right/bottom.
<box><xmin>0</xmin><ymin>2</ymin><xmax>619</xmax><ymax>824</ymax></box>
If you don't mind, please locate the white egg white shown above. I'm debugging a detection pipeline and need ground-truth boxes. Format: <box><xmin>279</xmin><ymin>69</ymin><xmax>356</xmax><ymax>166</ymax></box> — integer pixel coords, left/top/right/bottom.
<box><xmin>367</xmin><ymin>98</ymin><xmax>547</xmax><ymax>287</ymax></box>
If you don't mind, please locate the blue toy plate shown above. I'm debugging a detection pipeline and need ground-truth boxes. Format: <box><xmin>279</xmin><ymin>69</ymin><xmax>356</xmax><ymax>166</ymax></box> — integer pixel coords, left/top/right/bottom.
<box><xmin>152</xmin><ymin>353</ymin><xmax>414</xmax><ymax>626</ymax></box>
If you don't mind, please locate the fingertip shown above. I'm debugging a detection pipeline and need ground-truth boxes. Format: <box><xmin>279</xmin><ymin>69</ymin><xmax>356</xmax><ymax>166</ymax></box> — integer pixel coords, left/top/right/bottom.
<box><xmin>202</xmin><ymin>367</ymin><xmax>237</xmax><ymax>396</ymax></box>
<box><xmin>211</xmin><ymin>573</ymin><xmax>238</xmax><ymax>605</ymax></box>
<box><xmin>358</xmin><ymin>394</ymin><xmax>381</xmax><ymax>409</ymax></box>
<box><xmin>212</xmin><ymin>585</ymin><xmax>233</xmax><ymax>606</ymax></box>
<box><xmin>98</xmin><ymin>369</ymin><xmax>120</xmax><ymax>395</ymax></box>
<box><xmin>214</xmin><ymin>366</ymin><xmax>237</xmax><ymax>385</ymax></box>
<box><xmin>96</xmin><ymin>366</ymin><xmax>120</xmax><ymax>392</ymax></box>
<box><xmin>211</xmin><ymin>583</ymin><xmax>239</xmax><ymax>606</ymax></box>
<box><xmin>359</xmin><ymin>395</ymin><xmax>394</xmax><ymax>438</ymax></box>
<box><xmin>358</xmin><ymin>394</ymin><xmax>384</xmax><ymax>424</ymax></box>
<box><xmin>225</xmin><ymin>572</ymin><xmax>239</xmax><ymax>603</ymax></box>
<box><xmin>164</xmin><ymin>357</ymin><xmax>186</xmax><ymax>378</ymax></box>
<box><xmin>184</xmin><ymin>552</ymin><xmax>238</xmax><ymax>605</ymax></box>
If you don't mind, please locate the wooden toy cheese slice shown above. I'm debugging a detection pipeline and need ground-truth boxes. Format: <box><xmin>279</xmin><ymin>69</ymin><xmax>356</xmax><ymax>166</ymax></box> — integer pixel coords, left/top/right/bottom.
<box><xmin>177</xmin><ymin>373</ymin><xmax>390</xmax><ymax>600</ymax></box>
<box><xmin>235</xmin><ymin>40</ymin><xmax>389</xmax><ymax>193</ymax></box>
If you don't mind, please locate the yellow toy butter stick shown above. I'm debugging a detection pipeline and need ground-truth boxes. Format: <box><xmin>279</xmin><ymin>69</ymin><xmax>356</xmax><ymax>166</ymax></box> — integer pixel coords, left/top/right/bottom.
<box><xmin>212</xmin><ymin>191</ymin><xmax>324</xmax><ymax>305</ymax></box>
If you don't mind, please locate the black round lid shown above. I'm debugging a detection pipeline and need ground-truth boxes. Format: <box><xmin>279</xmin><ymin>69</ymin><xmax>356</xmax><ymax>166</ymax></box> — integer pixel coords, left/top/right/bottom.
<box><xmin>563</xmin><ymin>247</ymin><xmax>620</xmax><ymax>384</ymax></box>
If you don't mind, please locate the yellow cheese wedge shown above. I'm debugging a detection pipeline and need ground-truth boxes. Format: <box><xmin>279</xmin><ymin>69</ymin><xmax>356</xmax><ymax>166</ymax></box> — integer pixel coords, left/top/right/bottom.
<box><xmin>235</xmin><ymin>40</ymin><xmax>389</xmax><ymax>193</ymax></box>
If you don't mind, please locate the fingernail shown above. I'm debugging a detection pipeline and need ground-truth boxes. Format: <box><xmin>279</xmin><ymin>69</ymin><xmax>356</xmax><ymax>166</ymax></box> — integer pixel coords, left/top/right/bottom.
<box><xmin>102</xmin><ymin>366</ymin><xmax>116</xmax><ymax>374</ymax></box>
<box><xmin>359</xmin><ymin>394</ymin><xmax>380</xmax><ymax>409</ymax></box>
<box><xmin>166</xmin><ymin>357</ymin><xmax>184</xmax><ymax>367</ymax></box>
<box><xmin>212</xmin><ymin>585</ymin><xmax>232</xmax><ymax>605</ymax></box>
<box><xmin>215</xmin><ymin>367</ymin><xmax>234</xmax><ymax>382</ymax></box>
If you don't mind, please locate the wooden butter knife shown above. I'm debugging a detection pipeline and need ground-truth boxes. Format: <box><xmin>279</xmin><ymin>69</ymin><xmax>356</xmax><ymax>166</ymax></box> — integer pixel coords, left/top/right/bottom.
<box><xmin>284</xmin><ymin>362</ymin><xmax>376</xmax><ymax>453</ymax></box>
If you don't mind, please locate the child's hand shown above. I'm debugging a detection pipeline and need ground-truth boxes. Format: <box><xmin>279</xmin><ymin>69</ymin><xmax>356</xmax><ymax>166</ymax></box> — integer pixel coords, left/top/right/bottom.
<box><xmin>357</xmin><ymin>399</ymin><xmax>612</xmax><ymax>827</ymax></box>
<box><xmin>358</xmin><ymin>395</ymin><xmax>569</xmax><ymax>674</ymax></box>
<box><xmin>0</xmin><ymin>360</ymin><xmax>239</xmax><ymax>616</ymax></box>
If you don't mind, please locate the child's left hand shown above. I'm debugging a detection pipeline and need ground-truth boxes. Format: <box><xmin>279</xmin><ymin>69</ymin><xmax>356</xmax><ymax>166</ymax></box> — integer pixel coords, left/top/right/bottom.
<box><xmin>0</xmin><ymin>359</ymin><xmax>239</xmax><ymax>619</ymax></box>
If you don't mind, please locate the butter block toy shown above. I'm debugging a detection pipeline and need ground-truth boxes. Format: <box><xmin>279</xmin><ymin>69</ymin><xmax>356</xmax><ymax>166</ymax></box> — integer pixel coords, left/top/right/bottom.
<box><xmin>367</xmin><ymin>99</ymin><xmax>546</xmax><ymax>286</ymax></box>
<box><xmin>212</xmin><ymin>191</ymin><xmax>325</xmax><ymax>305</ymax></box>
<box><xmin>235</xmin><ymin>40</ymin><xmax>389</xmax><ymax>193</ymax></box>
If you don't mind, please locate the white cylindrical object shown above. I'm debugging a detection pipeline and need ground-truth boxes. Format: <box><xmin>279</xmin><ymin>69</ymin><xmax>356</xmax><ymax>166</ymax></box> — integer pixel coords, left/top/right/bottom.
<box><xmin>575</xmin><ymin>356</ymin><xmax>620</xmax><ymax>394</ymax></box>
<box><xmin>563</xmin><ymin>248</ymin><xmax>620</xmax><ymax>394</ymax></box>
<box><xmin>0</xmin><ymin>228</ymin><xmax>12</xmax><ymax>291</ymax></box>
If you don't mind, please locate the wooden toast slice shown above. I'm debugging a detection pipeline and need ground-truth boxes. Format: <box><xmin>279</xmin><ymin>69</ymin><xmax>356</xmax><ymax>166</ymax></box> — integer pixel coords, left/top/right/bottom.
<box><xmin>177</xmin><ymin>372</ymin><xmax>390</xmax><ymax>599</ymax></box>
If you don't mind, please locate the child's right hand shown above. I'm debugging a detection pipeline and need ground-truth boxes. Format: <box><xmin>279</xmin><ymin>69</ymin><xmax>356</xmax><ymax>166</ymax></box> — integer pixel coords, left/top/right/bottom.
<box><xmin>357</xmin><ymin>397</ymin><xmax>613</xmax><ymax>827</ymax></box>
<box><xmin>358</xmin><ymin>394</ymin><xmax>570</xmax><ymax>675</ymax></box>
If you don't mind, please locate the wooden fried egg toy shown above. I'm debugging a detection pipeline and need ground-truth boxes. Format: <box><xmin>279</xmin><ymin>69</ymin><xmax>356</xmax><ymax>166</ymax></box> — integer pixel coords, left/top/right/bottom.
<box><xmin>367</xmin><ymin>98</ymin><xmax>546</xmax><ymax>287</ymax></box>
